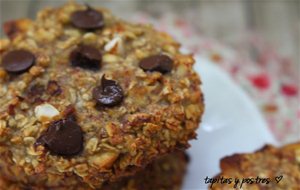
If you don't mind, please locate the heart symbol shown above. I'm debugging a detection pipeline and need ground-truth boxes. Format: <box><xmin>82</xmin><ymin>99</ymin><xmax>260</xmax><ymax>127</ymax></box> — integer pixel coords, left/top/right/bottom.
<box><xmin>275</xmin><ymin>175</ymin><xmax>283</xmax><ymax>183</ymax></box>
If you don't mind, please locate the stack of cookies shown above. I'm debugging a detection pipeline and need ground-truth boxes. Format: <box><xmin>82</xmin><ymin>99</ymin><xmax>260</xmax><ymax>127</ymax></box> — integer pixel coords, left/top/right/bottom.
<box><xmin>0</xmin><ymin>2</ymin><xmax>204</xmax><ymax>190</ymax></box>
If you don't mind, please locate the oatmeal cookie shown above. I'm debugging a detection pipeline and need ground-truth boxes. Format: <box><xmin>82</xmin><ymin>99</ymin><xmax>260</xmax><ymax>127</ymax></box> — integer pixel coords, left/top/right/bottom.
<box><xmin>210</xmin><ymin>142</ymin><xmax>300</xmax><ymax>190</ymax></box>
<box><xmin>0</xmin><ymin>151</ymin><xmax>188</xmax><ymax>190</ymax></box>
<box><xmin>0</xmin><ymin>2</ymin><xmax>204</xmax><ymax>188</ymax></box>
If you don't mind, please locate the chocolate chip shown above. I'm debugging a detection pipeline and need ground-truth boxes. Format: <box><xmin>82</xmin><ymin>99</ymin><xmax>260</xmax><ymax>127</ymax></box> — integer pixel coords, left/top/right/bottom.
<box><xmin>93</xmin><ymin>75</ymin><xmax>124</xmax><ymax>107</ymax></box>
<box><xmin>2</xmin><ymin>50</ymin><xmax>35</xmax><ymax>74</ymax></box>
<box><xmin>47</xmin><ymin>80</ymin><xmax>62</xmax><ymax>96</ymax></box>
<box><xmin>70</xmin><ymin>45</ymin><xmax>102</xmax><ymax>70</ymax></box>
<box><xmin>71</xmin><ymin>6</ymin><xmax>104</xmax><ymax>30</ymax></box>
<box><xmin>139</xmin><ymin>54</ymin><xmax>173</xmax><ymax>74</ymax></box>
<box><xmin>35</xmin><ymin>117</ymin><xmax>83</xmax><ymax>156</ymax></box>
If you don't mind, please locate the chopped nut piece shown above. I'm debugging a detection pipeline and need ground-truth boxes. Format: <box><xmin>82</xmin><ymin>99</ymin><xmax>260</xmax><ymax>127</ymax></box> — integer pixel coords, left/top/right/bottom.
<box><xmin>89</xmin><ymin>152</ymin><xmax>119</xmax><ymax>169</ymax></box>
<box><xmin>34</xmin><ymin>103</ymin><xmax>60</xmax><ymax>121</ymax></box>
<box><xmin>0</xmin><ymin>69</ymin><xmax>7</xmax><ymax>79</ymax></box>
<box><xmin>104</xmin><ymin>35</ymin><xmax>123</xmax><ymax>54</ymax></box>
<box><xmin>103</xmin><ymin>54</ymin><xmax>121</xmax><ymax>62</ymax></box>
<box><xmin>86</xmin><ymin>137</ymin><xmax>99</xmax><ymax>154</ymax></box>
<box><xmin>29</xmin><ymin>66</ymin><xmax>45</xmax><ymax>76</ymax></box>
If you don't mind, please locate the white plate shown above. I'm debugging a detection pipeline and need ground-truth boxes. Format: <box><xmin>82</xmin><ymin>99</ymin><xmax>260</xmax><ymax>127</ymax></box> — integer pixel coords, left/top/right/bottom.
<box><xmin>182</xmin><ymin>56</ymin><xmax>277</xmax><ymax>190</ymax></box>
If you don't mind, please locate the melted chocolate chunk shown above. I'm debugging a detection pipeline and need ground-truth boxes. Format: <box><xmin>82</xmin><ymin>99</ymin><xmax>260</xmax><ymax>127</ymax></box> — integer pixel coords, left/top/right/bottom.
<box><xmin>35</xmin><ymin>116</ymin><xmax>83</xmax><ymax>156</ymax></box>
<box><xmin>93</xmin><ymin>75</ymin><xmax>124</xmax><ymax>107</ymax></box>
<box><xmin>139</xmin><ymin>54</ymin><xmax>173</xmax><ymax>74</ymax></box>
<box><xmin>71</xmin><ymin>6</ymin><xmax>104</xmax><ymax>30</ymax></box>
<box><xmin>70</xmin><ymin>45</ymin><xmax>102</xmax><ymax>70</ymax></box>
<box><xmin>2</xmin><ymin>50</ymin><xmax>35</xmax><ymax>74</ymax></box>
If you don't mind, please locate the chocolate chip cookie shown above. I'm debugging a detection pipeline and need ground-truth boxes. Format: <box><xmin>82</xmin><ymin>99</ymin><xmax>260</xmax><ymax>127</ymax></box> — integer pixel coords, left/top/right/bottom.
<box><xmin>210</xmin><ymin>142</ymin><xmax>300</xmax><ymax>190</ymax></box>
<box><xmin>0</xmin><ymin>2</ymin><xmax>204</xmax><ymax>188</ymax></box>
<box><xmin>0</xmin><ymin>151</ymin><xmax>188</xmax><ymax>190</ymax></box>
